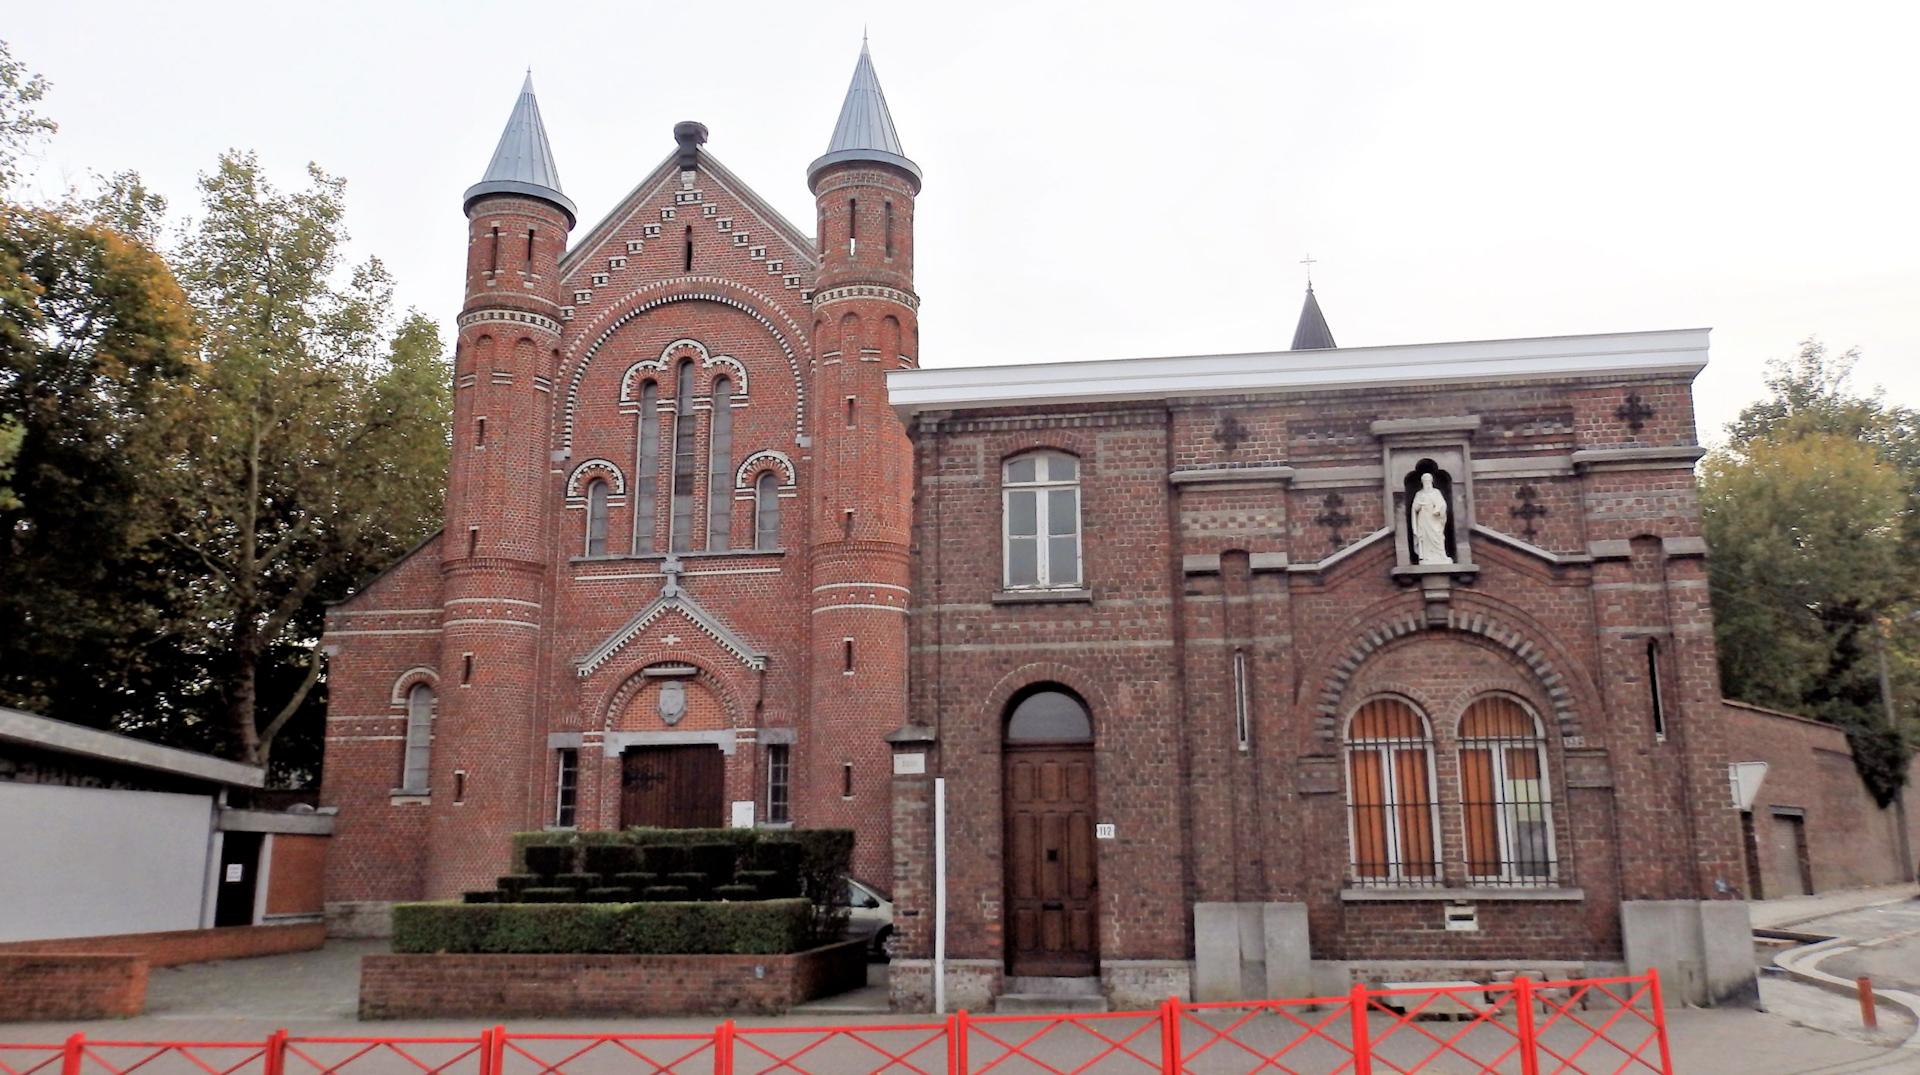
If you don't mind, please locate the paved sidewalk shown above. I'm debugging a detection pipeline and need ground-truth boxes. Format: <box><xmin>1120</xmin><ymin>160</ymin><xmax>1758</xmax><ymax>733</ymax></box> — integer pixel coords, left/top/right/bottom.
<box><xmin>4</xmin><ymin>941</ymin><xmax>1917</xmax><ymax>1071</ymax></box>
<box><xmin>1750</xmin><ymin>883</ymin><xmax>1920</xmax><ymax>931</ymax></box>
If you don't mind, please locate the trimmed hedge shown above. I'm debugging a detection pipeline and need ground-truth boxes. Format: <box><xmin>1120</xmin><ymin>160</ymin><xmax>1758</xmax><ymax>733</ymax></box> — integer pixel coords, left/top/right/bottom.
<box><xmin>524</xmin><ymin>845</ymin><xmax>575</xmax><ymax>878</ymax></box>
<box><xmin>393</xmin><ymin>898</ymin><xmax>814</xmax><ymax>955</ymax></box>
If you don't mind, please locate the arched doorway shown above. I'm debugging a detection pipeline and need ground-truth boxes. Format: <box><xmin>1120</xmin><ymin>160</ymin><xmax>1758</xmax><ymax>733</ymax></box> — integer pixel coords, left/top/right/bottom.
<box><xmin>1002</xmin><ymin>686</ymin><xmax>1098</xmax><ymax>977</ymax></box>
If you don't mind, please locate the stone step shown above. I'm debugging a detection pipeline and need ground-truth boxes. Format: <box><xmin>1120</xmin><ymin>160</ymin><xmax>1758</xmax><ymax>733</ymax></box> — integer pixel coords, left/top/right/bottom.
<box><xmin>1003</xmin><ymin>976</ymin><xmax>1105</xmax><ymax>997</ymax></box>
<box><xmin>992</xmin><ymin>993</ymin><xmax>1110</xmax><ymax>1014</ymax></box>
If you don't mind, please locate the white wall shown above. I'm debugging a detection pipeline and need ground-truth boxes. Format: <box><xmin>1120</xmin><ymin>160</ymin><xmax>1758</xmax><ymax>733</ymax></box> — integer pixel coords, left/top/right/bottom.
<box><xmin>0</xmin><ymin>781</ymin><xmax>215</xmax><ymax>941</ymax></box>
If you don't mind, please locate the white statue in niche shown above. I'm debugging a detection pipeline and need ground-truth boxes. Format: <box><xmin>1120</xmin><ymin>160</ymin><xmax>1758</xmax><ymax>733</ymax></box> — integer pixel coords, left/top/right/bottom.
<box><xmin>1411</xmin><ymin>473</ymin><xmax>1453</xmax><ymax>564</ymax></box>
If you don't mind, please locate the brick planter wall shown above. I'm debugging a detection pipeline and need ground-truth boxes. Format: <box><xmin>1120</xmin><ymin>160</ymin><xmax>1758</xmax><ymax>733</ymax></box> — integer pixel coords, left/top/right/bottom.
<box><xmin>0</xmin><ymin>923</ymin><xmax>325</xmax><ymax>967</ymax></box>
<box><xmin>358</xmin><ymin>940</ymin><xmax>867</xmax><ymax>1019</ymax></box>
<box><xmin>0</xmin><ymin>955</ymin><xmax>146</xmax><ymax>1021</ymax></box>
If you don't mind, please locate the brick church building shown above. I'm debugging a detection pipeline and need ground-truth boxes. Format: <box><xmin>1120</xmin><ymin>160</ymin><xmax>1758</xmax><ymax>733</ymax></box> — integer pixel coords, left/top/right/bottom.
<box><xmin>322</xmin><ymin>43</ymin><xmax>1757</xmax><ymax>1010</ymax></box>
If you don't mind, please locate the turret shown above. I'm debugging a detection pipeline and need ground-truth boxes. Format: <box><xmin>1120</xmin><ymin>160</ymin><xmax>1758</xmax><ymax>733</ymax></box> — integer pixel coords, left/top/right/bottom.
<box><xmin>427</xmin><ymin>74</ymin><xmax>574</xmax><ymax>896</ymax></box>
<box><xmin>805</xmin><ymin>39</ymin><xmax>921</xmax><ymax>884</ymax></box>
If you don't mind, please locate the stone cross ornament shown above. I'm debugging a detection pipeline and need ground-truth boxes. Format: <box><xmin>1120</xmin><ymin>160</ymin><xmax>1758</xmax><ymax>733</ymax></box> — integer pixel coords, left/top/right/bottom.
<box><xmin>1411</xmin><ymin>473</ymin><xmax>1452</xmax><ymax>564</ymax></box>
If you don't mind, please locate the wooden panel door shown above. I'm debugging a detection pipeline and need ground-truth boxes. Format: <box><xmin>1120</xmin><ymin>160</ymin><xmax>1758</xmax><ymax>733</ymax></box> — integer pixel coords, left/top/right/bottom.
<box><xmin>1004</xmin><ymin>745</ymin><xmax>1098</xmax><ymax>976</ymax></box>
<box><xmin>620</xmin><ymin>745</ymin><xmax>724</xmax><ymax>829</ymax></box>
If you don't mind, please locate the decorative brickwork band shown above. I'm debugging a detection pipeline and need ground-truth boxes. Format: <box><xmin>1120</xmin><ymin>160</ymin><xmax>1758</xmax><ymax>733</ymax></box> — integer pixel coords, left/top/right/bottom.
<box><xmin>810</xmin><ymin>284</ymin><xmax>920</xmax><ymax>310</ymax></box>
<box><xmin>1315</xmin><ymin>608</ymin><xmax>1579</xmax><ymax>741</ymax></box>
<box><xmin>456</xmin><ymin>309</ymin><xmax>563</xmax><ymax>336</ymax></box>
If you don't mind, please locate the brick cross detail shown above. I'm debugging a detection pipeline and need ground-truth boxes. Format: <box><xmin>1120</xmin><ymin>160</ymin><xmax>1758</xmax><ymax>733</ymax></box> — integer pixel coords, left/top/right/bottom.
<box><xmin>1314</xmin><ymin>492</ymin><xmax>1353</xmax><ymax>549</ymax></box>
<box><xmin>1213</xmin><ymin>413</ymin><xmax>1250</xmax><ymax>452</ymax></box>
<box><xmin>1615</xmin><ymin>392</ymin><xmax>1655</xmax><ymax>433</ymax></box>
<box><xmin>1510</xmin><ymin>484</ymin><xmax>1549</xmax><ymax>542</ymax></box>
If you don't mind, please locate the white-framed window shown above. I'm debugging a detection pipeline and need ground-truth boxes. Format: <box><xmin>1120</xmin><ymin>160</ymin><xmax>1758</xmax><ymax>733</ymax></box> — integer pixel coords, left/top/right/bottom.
<box><xmin>1002</xmin><ymin>451</ymin><xmax>1081</xmax><ymax>589</ymax></box>
<box><xmin>1343</xmin><ymin>696</ymin><xmax>1440</xmax><ymax>886</ymax></box>
<box><xmin>400</xmin><ymin>683</ymin><xmax>434</xmax><ymax>794</ymax></box>
<box><xmin>707</xmin><ymin>376</ymin><xmax>734</xmax><ymax>549</ymax></box>
<box><xmin>755</xmin><ymin>471</ymin><xmax>781</xmax><ymax>550</ymax></box>
<box><xmin>554</xmin><ymin>748</ymin><xmax>578</xmax><ymax>828</ymax></box>
<box><xmin>584</xmin><ymin>478</ymin><xmax>610</xmax><ymax>557</ymax></box>
<box><xmin>1459</xmin><ymin>695</ymin><xmax>1558</xmax><ymax>886</ymax></box>
<box><xmin>634</xmin><ymin>381</ymin><xmax>659</xmax><ymax>553</ymax></box>
<box><xmin>766</xmin><ymin>743</ymin><xmax>791</xmax><ymax>824</ymax></box>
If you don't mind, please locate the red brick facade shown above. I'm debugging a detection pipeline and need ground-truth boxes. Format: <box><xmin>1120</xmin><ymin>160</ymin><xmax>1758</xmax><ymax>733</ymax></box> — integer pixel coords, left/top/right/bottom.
<box><xmin>322</xmin><ymin>105</ymin><xmax>918</xmax><ymax>904</ymax></box>
<box><xmin>885</xmin><ymin>353</ymin><xmax>1752</xmax><ymax>1005</ymax></box>
<box><xmin>357</xmin><ymin>941</ymin><xmax>867</xmax><ymax>1019</ymax></box>
<box><xmin>1724</xmin><ymin>700</ymin><xmax>1919</xmax><ymax>897</ymax></box>
<box><xmin>0</xmin><ymin>954</ymin><xmax>145</xmax><ymax>1021</ymax></box>
<box><xmin>320</xmin><ymin>63</ymin><xmax>1764</xmax><ymax>1011</ymax></box>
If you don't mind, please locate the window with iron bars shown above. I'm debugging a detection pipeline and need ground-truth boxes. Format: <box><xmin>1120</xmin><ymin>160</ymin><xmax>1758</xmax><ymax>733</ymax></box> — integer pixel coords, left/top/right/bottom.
<box><xmin>1343</xmin><ymin>697</ymin><xmax>1440</xmax><ymax>886</ymax></box>
<box><xmin>1458</xmin><ymin>695</ymin><xmax>1558</xmax><ymax>885</ymax></box>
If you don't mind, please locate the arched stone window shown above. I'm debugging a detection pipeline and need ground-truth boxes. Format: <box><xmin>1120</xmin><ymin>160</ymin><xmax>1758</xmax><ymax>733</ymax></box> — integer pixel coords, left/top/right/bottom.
<box><xmin>1459</xmin><ymin>695</ymin><xmax>1557</xmax><ymax>885</ymax></box>
<box><xmin>670</xmin><ymin>361</ymin><xmax>698</xmax><ymax>552</ymax></box>
<box><xmin>755</xmin><ymin>471</ymin><xmax>780</xmax><ymax>551</ymax></box>
<box><xmin>400</xmin><ymin>683</ymin><xmax>434</xmax><ymax>794</ymax></box>
<box><xmin>707</xmin><ymin>376</ymin><xmax>734</xmax><ymax>549</ymax></box>
<box><xmin>1003</xmin><ymin>451</ymin><xmax>1081</xmax><ymax>590</ymax></box>
<box><xmin>584</xmin><ymin>478</ymin><xmax>610</xmax><ymax>557</ymax></box>
<box><xmin>1344</xmin><ymin>697</ymin><xmax>1439</xmax><ymax>886</ymax></box>
<box><xmin>634</xmin><ymin>381</ymin><xmax>659</xmax><ymax>553</ymax></box>
<box><xmin>1005</xmin><ymin>686</ymin><xmax>1093</xmax><ymax>741</ymax></box>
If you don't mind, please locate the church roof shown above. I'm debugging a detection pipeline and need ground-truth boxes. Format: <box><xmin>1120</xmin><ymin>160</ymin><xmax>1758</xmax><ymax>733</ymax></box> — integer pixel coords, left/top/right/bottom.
<box><xmin>465</xmin><ymin>72</ymin><xmax>578</xmax><ymax>226</ymax></box>
<box><xmin>808</xmin><ymin>39</ymin><xmax>922</xmax><ymax>190</ymax></box>
<box><xmin>1290</xmin><ymin>286</ymin><xmax>1337</xmax><ymax>350</ymax></box>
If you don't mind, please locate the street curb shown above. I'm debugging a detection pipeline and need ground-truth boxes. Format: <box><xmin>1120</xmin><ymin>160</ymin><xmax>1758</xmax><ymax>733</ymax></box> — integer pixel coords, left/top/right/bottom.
<box><xmin>1751</xmin><ymin>888</ymin><xmax>1919</xmax><ymax>932</ymax></box>
<box><xmin>1772</xmin><ymin>937</ymin><xmax>1920</xmax><ymax>1053</ymax></box>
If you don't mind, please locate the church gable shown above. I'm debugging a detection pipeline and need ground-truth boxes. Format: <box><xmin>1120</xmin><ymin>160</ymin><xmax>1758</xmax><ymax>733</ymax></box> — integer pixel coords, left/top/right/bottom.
<box><xmin>557</xmin><ymin>147</ymin><xmax>819</xmax><ymax>324</ymax></box>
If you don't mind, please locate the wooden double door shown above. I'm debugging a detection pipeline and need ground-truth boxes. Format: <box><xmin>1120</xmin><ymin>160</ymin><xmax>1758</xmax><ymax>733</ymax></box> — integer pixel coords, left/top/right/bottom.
<box><xmin>620</xmin><ymin>745</ymin><xmax>724</xmax><ymax>829</ymax></box>
<box><xmin>1004</xmin><ymin>744</ymin><xmax>1099</xmax><ymax>976</ymax></box>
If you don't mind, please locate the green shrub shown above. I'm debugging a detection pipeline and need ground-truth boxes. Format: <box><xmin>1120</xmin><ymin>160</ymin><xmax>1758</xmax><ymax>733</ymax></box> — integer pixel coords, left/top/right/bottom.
<box><xmin>687</xmin><ymin>842</ymin><xmax>738</xmax><ymax>885</ymax></box>
<box><xmin>524</xmin><ymin>845</ymin><xmax>575</xmax><ymax>878</ymax></box>
<box><xmin>507</xmin><ymin>828</ymin><xmax>852</xmax><ymax>942</ymax></box>
<box><xmin>640</xmin><ymin>885</ymin><xmax>690</xmax><ymax>902</ymax></box>
<box><xmin>713</xmin><ymin>884</ymin><xmax>758</xmax><ymax>901</ymax></box>
<box><xmin>736</xmin><ymin>869</ymin><xmax>792</xmax><ymax>899</ymax></box>
<box><xmin>392</xmin><ymin>899</ymin><xmax>813</xmax><ymax>955</ymax></box>
<box><xmin>584</xmin><ymin>886</ymin><xmax>631</xmax><ymax>903</ymax></box>
<box><xmin>584</xmin><ymin>845</ymin><xmax>640</xmax><ymax>877</ymax></box>
<box><xmin>667</xmin><ymin>871</ymin><xmax>709</xmax><ymax>898</ymax></box>
<box><xmin>521</xmin><ymin>887</ymin><xmax>575</xmax><ymax>903</ymax></box>
<box><xmin>642</xmin><ymin>845</ymin><xmax>689</xmax><ymax>875</ymax></box>
<box><xmin>497</xmin><ymin>874</ymin><xmax>538</xmax><ymax>895</ymax></box>
<box><xmin>463</xmin><ymin>890</ymin><xmax>500</xmax><ymax>904</ymax></box>
<box><xmin>554</xmin><ymin>872</ymin><xmax>598</xmax><ymax>891</ymax></box>
<box><xmin>613</xmin><ymin>872</ymin><xmax>656</xmax><ymax>890</ymax></box>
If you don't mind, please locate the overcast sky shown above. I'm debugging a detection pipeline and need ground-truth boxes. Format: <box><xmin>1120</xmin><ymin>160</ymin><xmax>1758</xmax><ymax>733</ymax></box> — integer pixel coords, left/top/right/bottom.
<box><xmin>11</xmin><ymin>1</ymin><xmax>1916</xmax><ymax>441</ymax></box>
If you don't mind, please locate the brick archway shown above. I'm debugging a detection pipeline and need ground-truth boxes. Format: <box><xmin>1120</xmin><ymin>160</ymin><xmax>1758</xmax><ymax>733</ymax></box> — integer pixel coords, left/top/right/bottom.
<box><xmin>597</xmin><ymin>660</ymin><xmax>747</xmax><ymax>734</ymax></box>
<box><xmin>1310</xmin><ymin>602</ymin><xmax>1594</xmax><ymax>743</ymax></box>
<box><xmin>558</xmin><ymin>277</ymin><xmax>808</xmax><ymax>449</ymax></box>
<box><xmin>976</xmin><ymin>661</ymin><xmax>1118</xmax><ymax>737</ymax></box>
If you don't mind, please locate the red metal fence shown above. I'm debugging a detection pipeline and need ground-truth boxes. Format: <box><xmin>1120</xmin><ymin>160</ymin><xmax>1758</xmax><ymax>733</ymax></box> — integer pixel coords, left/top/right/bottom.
<box><xmin>1</xmin><ymin>971</ymin><xmax>1673</xmax><ymax>1075</ymax></box>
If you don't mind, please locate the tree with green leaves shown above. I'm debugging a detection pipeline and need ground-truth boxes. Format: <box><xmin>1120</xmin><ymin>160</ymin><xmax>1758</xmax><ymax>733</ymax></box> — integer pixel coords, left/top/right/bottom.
<box><xmin>142</xmin><ymin>152</ymin><xmax>449</xmax><ymax>770</ymax></box>
<box><xmin>0</xmin><ymin>39</ymin><xmax>56</xmax><ymax>193</ymax></box>
<box><xmin>1702</xmin><ymin>340</ymin><xmax>1920</xmax><ymax>805</ymax></box>
<box><xmin>0</xmin><ymin>201</ymin><xmax>198</xmax><ymax>725</ymax></box>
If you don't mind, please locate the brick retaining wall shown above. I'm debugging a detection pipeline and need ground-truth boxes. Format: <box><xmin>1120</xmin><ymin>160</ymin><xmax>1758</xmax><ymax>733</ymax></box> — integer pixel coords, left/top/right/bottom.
<box><xmin>0</xmin><ymin>954</ymin><xmax>146</xmax><ymax>1021</ymax></box>
<box><xmin>0</xmin><ymin>923</ymin><xmax>325</xmax><ymax>967</ymax></box>
<box><xmin>359</xmin><ymin>940</ymin><xmax>867</xmax><ymax>1019</ymax></box>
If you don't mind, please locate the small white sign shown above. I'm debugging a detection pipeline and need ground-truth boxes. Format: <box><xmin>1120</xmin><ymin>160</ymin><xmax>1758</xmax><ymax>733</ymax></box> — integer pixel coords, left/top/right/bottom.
<box><xmin>224</xmin><ymin>863</ymin><xmax>244</xmax><ymax>883</ymax></box>
<box><xmin>729</xmin><ymin>800</ymin><xmax>755</xmax><ymax>829</ymax></box>
<box><xmin>892</xmin><ymin>753</ymin><xmax>927</xmax><ymax>775</ymax></box>
<box><xmin>1095</xmin><ymin>823</ymin><xmax>1116</xmax><ymax>840</ymax></box>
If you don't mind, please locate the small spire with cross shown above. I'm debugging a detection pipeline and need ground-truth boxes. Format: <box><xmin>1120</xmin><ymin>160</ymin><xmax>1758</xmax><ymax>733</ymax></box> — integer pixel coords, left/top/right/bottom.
<box><xmin>1300</xmin><ymin>253</ymin><xmax>1317</xmax><ymax>289</ymax></box>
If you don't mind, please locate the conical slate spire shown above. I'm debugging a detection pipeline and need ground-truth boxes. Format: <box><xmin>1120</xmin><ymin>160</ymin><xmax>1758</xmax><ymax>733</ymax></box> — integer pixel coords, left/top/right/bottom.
<box><xmin>464</xmin><ymin>72</ymin><xmax>577</xmax><ymax>226</ymax></box>
<box><xmin>1290</xmin><ymin>285</ymin><xmax>1337</xmax><ymax>350</ymax></box>
<box><xmin>808</xmin><ymin>38</ymin><xmax>922</xmax><ymax>190</ymax></box>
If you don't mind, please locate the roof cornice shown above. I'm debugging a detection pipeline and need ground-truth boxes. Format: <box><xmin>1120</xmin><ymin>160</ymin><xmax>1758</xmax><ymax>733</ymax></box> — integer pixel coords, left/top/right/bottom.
<box><xmin>888</xmin><ymin>328</ymin><xmax>1711</xmax><ymax>417</ymax></box>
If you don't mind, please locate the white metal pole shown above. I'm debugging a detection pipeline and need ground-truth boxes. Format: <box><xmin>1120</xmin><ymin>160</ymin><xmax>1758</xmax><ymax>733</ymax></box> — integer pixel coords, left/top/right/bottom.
<box><xmin>934</xmin><ymin>775</ymin><xmax>948</xmax><ymax>1015</ymax></box>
